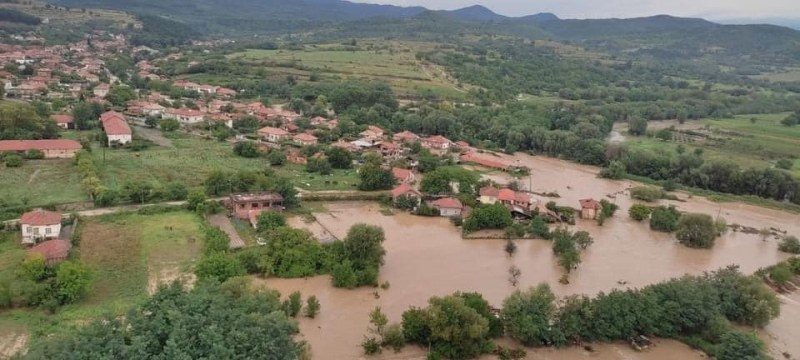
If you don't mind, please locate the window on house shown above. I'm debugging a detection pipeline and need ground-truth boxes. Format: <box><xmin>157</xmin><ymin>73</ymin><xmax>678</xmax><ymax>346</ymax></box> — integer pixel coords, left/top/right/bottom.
<box><xmin>252</xmin><ymin>203</ymin><xmax>259</xmax><ymax>209</ymax></box>
<box><xmin>239</xmin><ymin>204</ymin><xmax>245</xmax><ymax>209</ymax></box>
<box><xmin>33</xmin><ymin>228</ymin><xmax>40</xmax><ymax>235</ymax></box>
<box><xmin>45</xmin><ymin>228</ymin><xmax>51</xmax><ymax>234</ymax></box>
<box><xmin>26</xmin><ymin>227</ymin><xmax>32</xmax><ymax>234</ymax></box>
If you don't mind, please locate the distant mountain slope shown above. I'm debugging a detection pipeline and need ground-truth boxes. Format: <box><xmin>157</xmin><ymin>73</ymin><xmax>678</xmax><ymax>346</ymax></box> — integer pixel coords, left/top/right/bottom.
<box><xmin>45</xmin><ymin>0</ymin><xmax>800</xmax><ymax>66</ymax></box>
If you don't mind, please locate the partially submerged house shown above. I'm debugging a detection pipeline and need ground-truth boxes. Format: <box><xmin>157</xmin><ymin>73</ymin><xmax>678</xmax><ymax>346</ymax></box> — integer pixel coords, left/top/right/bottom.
<box><xmin>579</xmin><ymin>199</ymin><xmax>603</xmax><ymax>220</ymax></box>
<box><xmin>431</xmin><ymin>197</ymin><xmax>464</xmax><ymax>217</ymax></box>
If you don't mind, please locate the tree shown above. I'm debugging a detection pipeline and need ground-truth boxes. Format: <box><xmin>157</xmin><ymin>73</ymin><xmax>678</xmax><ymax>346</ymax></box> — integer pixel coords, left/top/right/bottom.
<box><xmin>202</xmin><ymin>227</ymin><xmax>230</xmax><ymax>255</ymax></box>
<box><xmin>186</xmin><ymin>189</ymin><xmax>207</xmax><ymax>212</ymax></box>
<box><xmin>256</xmin><ymin>212</ymin><xmax>286</xmax><ymax>233</ymax></box>
<box><xmin>306</xmin><ymin>157</ymin><xmax>332</xmax><ymax>175</ymax></box>
<box><xmin>426</xmin><ymin>294</ymin><xmax>491</xmax><ymax>359</ymax></box>
<box><xmin>358</xmin><ymin>162</ymin><xmax>395</xmax><ymax>191</ymax></box>
<box><xmin>26</xmin><ymin>149</ymin><xmax>44</xmax><ymax>160</ymax></box>
<box><xmin>55</xmin><ymin>261</ymin><xmax>91</xmax><ymax>304</ymax></box>
<box><xmin>776</xmin><ymin>158</ymin><xmax>793</xmax><ymax>170</ymax></box>
<box><xmin>285</xmin><ymin>291</ymin><xmax>302</xmax><ymax>317</ymax></box>
<box><xmin>529</xmin><ymin>216</ymin><xmax>551</xmax><ymax>239</ymax></box>
<box><xmin>262</xmin><ymin>227</ymin><xmax>325</xmax><ymax>278</ymax></box>
<box><xmin>325</xmin><ymin>147</ymin><xmax>353</xmax><ymax>169</ymax></box>
<box><xmin>628</xmin><ymin>116</ymin><xmax>648</xmax><ymax>136</ymax></box>
<box><xmin>343</xmin><ymin>224</ymin><xmax>386</xmax><ymax>278</ymax></box>
<box><xmin>630</xmin><ymin>186</ymin><xmax>665</xmax><ymax>202</ymax></box>
<box><xmin>17</xmin><ymin>254</ymin><xmax>47</xmax><ymax>281</ymax></box>
<box><xmin>717</xmin><ymin>331</ymin><xmax>767</xmax><ymax>360</ymax></box>
<box><xmin>233</xmin><ymin>141</ymin><xmax>260</xmax><ymax>158</ymax></box>
<box><xmin>676</xmin><ymin>213</ymin><xmax>717</xmax><ymax>248</ymax></box>
<box><xmin>501</xmin><ymin>284</ymin><xmax>557</xmax><ymax>346</ymax></box>
<box><xmin>628</xmin><ymin>204</ymin><xmax>652</xmax><ymax>221</ymax></box>
<box><xmin>305</xmin><ymin>295</ymin><xmax>320</xmax><ymax>318</ymax></box>
<box><xmin>267</xmin><ymin>150</ymin><xmax>287</xmax><ymax>166</ymax></box>
<box><xmin>105</xmin><ymin>85</ymin><xmax>136</xmax><ymax>106</ymax></box>
<box><xmin>144</xmin><ymin>116</ymin><xmax>159</xmax><ymax>128</ymax></box>
<box><xmin>159</xmin><ymin>118</ymin><xmax>180</xmax><ymax>132</ymax></box>
<box><xmin>650</xmin><ymin>206</ymin><xmax>681</xmax><ymax>232</ymax></box>
<box><xmin>598</xmin><ymin>160</ymin><xmax>626</xmax><ymax>179</ymax></box>
<box><xmin>1</xmin><ymin>102</ymin><xmax>61</xmax><ymax>138</ymax></box>
<box><xmin>781</xmin><ymin>112</ymin><xmax>799</xmax><ymax>127</ymax></box>
<box><xmin>23</xmin><ymin>282</ymin><xmax>303</xmax><ymax>360</ymax></box>
<box><xmin>463</xmin><ymin>204</ymin><xmax>512</xmax><ymax>232</ymax></box>
<box><xmin>195</xmin><ymin>253</ymin><xmax>245</xmax><ymax>282</ymax></box>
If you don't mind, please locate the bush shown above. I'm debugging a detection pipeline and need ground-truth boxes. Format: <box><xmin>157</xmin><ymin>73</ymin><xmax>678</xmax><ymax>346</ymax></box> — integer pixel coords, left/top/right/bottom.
<box><xmin>463</xmin><ymin>204</ymin><xmax>513</xmax><ymax>232</ymax></box>
<box><xmin>630</xmin><ymin>186</ymin><xmax>665</xmax><ymax>202</ymax></box>
<box><xmin>778</xmin><ymin>235</ymin><xmax>800</xmax><ymax>254</ymax></box>
<box><xmin>650</xmin><ymin>206</ymin><xmax>681</xmax><ymax>232</ymax></box>
<box><xmin>267</xmin><ymin>150</ymin><xmax>287</xmax><ymax>166</ymax></box>
<box><xmin>165</xmin><ymin>182</ymin><xmax>188</xmax><ymax>201</ymax></box>
<box><xmin>382</xmin><ymin>323</ymin><xmax>406</xmax><ymax>352</ymax></box>
<box><xmin>402</xmin><ymin>307</ymin><xmax>432</xmax><ymax>344</ymax></box>
<box><xmin>25</xmin><ymin>149</ymin><xmax>44</xmax><ymax>159</ymax></box>
<box><xmin>628</xmin><ymin>204</ymin><xmax>652</xmax><ymax>221</ymax></box>
<box><xmin>160</xmin><ymin>118</ymin><xmax>180</xmax><ymax>132</ymax></box>
<box><xmin>4</xmin><ymin>153</ymin><xmax>23</xmax><ymax>167</ymax></box>
<box><xmin>776</xmin><ymin>158</ymin><xmax>793</xmax><ymax>170</ymax></box>
<box><xmin>195</xmin><ymin>253</ymin><xmax>245</xmax><ymax>282</ymax></box>
<box><xmin>331</xmin><ymin>260</ymin><xmax>358</xmax><ymax>289</ymax></box>
<box><xmin>256</xmin><ymin>211</ymin><xmax>286</xmax><ymax>233</ymax></box>
<box><xmin>233</xmin><ymin>141</ymin><xmax>261</xmax><ymax>158</ymax></box>
<box><xmin>202</xmin><ymin>226</ymin><xmax>230</xmax><ymax>254</ymax></box>
<box><xmin>305</xmin><ymin>295</ymin><xmax>320</xmax><ymax>318</ymax></box>
<box><xmin>717</xmin><ymin>331</ymin><xmax>766</xmax><ymax>360</ymax></box>
<box><xmin>285</xmin><ymin>291</ymin><xmax>302</xmax><ymax>317</ymax></box>
<box><xmin>598</xmin><ymin>160</ymin><xmax>625</xmax><ymax>179</ymax></box>
<box><xmin>676</xmin><ymin>213</ymin><xmax>718</xmax><ymax>248</ymax></box>
<box><xmin>529</xmin><ymin>216</ymin><xmax>551</xmax><ymax>239</ymax></box>
<box><xmin>55</xmin><ymin>261</ymin><xmax>91</xmax><ymax>304</ymax></box>
<box><xmin>361</xmin><ymin>337</ymin><xmax>381</xmax><ymax>355</ymax></box>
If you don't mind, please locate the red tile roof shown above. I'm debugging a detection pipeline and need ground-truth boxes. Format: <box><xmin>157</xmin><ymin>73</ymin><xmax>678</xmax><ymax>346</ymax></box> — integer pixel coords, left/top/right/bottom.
<box><xmin>100</xmin><ymin>112</ymin><xmax>131</xmax><ymax>136</ymax></box>
<box><xmin>393</xmin><ymin>130</ymin><xmax>419</xmax><ymax>141</ymax></box>
<box><xmin>579</xmin><ymin>199</ymin><xmax>602</xmax><ymax>210</ymax></box>
<box><xmin>425</xmin><ymin>135</ymin><xmax>452</xmax><ymax>145</ymax></box>
<box><xmin>498</xmin><ymin>188</ymin><xmax>516</xmax><ymax>202</ymax></box>
<box><xmin>479</xmin><ymin>186</ymin><xmax>500</xmax><ymax>197</ymax></box>
<box><xmin>392</xmin><ymin>167</ymin><xmax>413</xmax><ymax>182</ymax></box>
<box><xmin>391</xmin><ymin>183</ymin><xmax>421</xmax><ymax>198</ymax></box>
<box><xmin>20</xmin><ymin>210</ymin><xmax>61</xmax><ymax>225</ymax></box>
<box><xmin>431</xmin><ymin>197</ymin><xmax>463</xmax><ymax>210</ymax></box>
<box><xmin>293</xmin><ymin>133</ymin><xmax>317</xmax><ymax>142</ymax></box>
<box><xmin>51</xmin><ymin>114</ymin><xmax>74</xmax><ymax>124</ymax></box>
<box><xmin>258</xmin><ymin>126</ymin><xmax>289</xmax><ymax>136</ymax></box>
<box><xmin>0</xmin><ymin>139</ymin><xmax>81</xmax><ymax>152</ymax></box>
<box><xmin>28</xmin><ymin>239</ymin><xmax>70</xmax><ymax>263</ymax></box>
<box><xmin>460</xmin><ymin>153</ymin><xmax>510</xmax><ymax>171</ymax></box>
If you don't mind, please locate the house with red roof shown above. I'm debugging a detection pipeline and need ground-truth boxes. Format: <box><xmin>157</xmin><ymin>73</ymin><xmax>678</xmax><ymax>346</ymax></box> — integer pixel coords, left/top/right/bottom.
<box><xmin>423</xmin><ymin>135</ymin><xmax>453</xmax><ymax>155</ymax></box>
<box><xmin>380</xmin><ymin>141</ymin><xmax>402</xmax><ymax>159</ymax></box>
<box><xmin>431</xmin><ymin>197</ymin><xmax>464</xmax><ymax>217</ymax></box>
<box><xmin>293</xmin><ymin>133</ymin><xmax>318</xmax><ymax>146</ymax></box>
<box><xmin>392</xmin><ymin>167</ymin><xmax>416</xmax><ymax>184</ymax></box>
<box><xmin>100</xmin><ymin>111</ymin><xmax>132</xmax><ymax>146</ymax></box>
<box><xmin>51</xmin><ymin>114</ymin><xmax>74</xmax><ymax>129</ymax></box>
<box><xmin>579</xmin><ymin>199</ymin><xmax>603</xmax><ymax>220</ymax></box>
<box><xmin>393</xmin><ymin>130</ymin><xmax>420</xmax><ymax>144</ymax></box>
<box><xmin>19</xmin><ymin>210</ymin><xmax>62</xmax><ymax>244</ymax></box>
<box><xmin>0</xmin><ymin>139</ymin><xmax>81</xmax><ymax>159</ymax></box>
<box><xmin>479</xmin><ymin>186</ymin><xmax>531</xmax><ymax>208</ymax></box>
<box><xmin>391</xmin><ymin>183</ymin><xmax>422</xmax><ymax>202</ymax></box>
<box><xmin>163</xmin><ymin>108</ymin><xmax>205</xmax><ymax>124</ymax></box>
<box><xmin>216</xmin><ymin>87</ymin><xmax>237</xmax><ymax>98</ymax></box>
<box><xmin>360</xmin><ymin>125</ymin><xmax>384</xmax><ymax>143</ymax></box>
<box><xmin>460</xmin><ymin>153</ymin><xmax>511</xmax><ymax>171</ymax></box>
<box><xmin>28</xmin><ymin>239</ymin><xmax>71</xmax><ymax>265</ymax></box>
<box><xmin>258</xmin><ymin>126</ymin><xmax>290</xmax><ymax>143</ymax></box>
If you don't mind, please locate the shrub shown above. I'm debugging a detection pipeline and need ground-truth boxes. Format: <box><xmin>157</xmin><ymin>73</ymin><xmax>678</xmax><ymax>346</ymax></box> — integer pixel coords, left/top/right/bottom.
<box><xmin>650</xmin><ymin>206</ymin><xmax>681</xmax><ymax>232</ymax></box>
<box><xmin>776</xmin><ymin>158</ymin><xmax>793</xmax><ymax>170</ymax></box>
<box><xmin>305</xmin><ymin>295</ymin><xmax>320</xmax><ymax>318</ymax></box>
<box><xmin>628</xmin><ymin>204</ymin><xmax>652</xmax><ymax>221</ymax></box>
<box><xmin>233</xmin><ymin>141</ymin><xmax>260</xmax><ymax>158</ymax></box>
<box><xmin>159</xmin><ymin>118</ymin><xmax>180</xmax><ymax>132</ymax></box>
<box><xmin>717</xmin><ymin>331</ymin><xmax>766</xmax><ymax>360</ymax></box>
<box><xmin>402</xmin><ymin>307</ymin><xmax>432</xmax><ymax>344</ymax></box>
<box><xmin>195</xmin><ymin>253</ymin><xmax>245</xmax><ymax>282</ymax></box>
<box><xmin>778</xmin><ymin>235</ymin><xmax>800</xmax><ymax>254</ymax></box>
<box><xmin>25</xmin><ymin>149</ymin><xmax>44</xmax><ymax>159</ymax></box>
<box><xmin>256</xmin><ymin>211</ymin><xmax>286</xmax><ymax>233</ymax></box>
<box><xmin>55</xmin><ymin>261</ymin><xmax>91</xmax><ymax>304</ymax></box>
<box><xmin>285</xmin><ymin>291</ymin><xmax>302</xmax><ymax>317</ymax></box>
<box><xmin>4</xmin><ymin>153</ymin><xmax>23</xmax><ymax>167</ymax></box>
<box><xmin>529</xmin><ymin>216</ymin><xmax>551</xmax><ymax>239</ymax></box>
<box><xmin>463</xmin><ymin>204</ymin><xmax>512</xmax><ymax>232</ymax></box>
<box><xmin>598</xmin><ymin>160</ymin><xmax>625</xmax><ymax>179</ymax></box>
<box><xmin>165</xmin><ymin>182</ymin><xmax>188</xmax><ymax>201</ymax></box>
<box><xmin>676</xmin><ymin>213</ymin><xmax>718</xmax><ymax>249</ymax></box>
<box><xmin>382</xmin><ymin>323</ymin><xmax>406</xmax><ymax>352</ymax></box>
<box><xmin>630</xmin><ymin>186</ymin><xmax>665</xmax><ymax>202</ymax></box>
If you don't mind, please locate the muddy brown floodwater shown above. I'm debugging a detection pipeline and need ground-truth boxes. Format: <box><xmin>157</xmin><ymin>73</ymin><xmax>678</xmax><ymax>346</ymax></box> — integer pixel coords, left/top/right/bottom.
<box><xmin>262</xmin><ymin>154</ymin><xmax>799</xmax><ymax>360</ymax></box>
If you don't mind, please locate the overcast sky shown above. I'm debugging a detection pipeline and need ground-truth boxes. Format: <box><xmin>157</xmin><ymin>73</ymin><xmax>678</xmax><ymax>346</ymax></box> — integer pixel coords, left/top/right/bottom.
<box><xmin>351</xmin><ymin>0</ymin><xmax>800</xmax><ymax>20</ymax></box>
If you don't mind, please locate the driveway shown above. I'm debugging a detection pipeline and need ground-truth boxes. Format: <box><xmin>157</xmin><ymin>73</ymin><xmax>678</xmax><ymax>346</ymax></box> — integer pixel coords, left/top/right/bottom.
<box><xmin>206</xmin><ymin>213</ymin><xmax>246</xmax><ymax>249</ymax></box>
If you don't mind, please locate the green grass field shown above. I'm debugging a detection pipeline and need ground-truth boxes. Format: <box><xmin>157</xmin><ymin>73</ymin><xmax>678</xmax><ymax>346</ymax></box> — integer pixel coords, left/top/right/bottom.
<box><xmin>0</xmin><ymin>211</ymin><xmax>203</xmax><ymax>344</ymax></box>
<box><xmin>623</xmin><ymin>113</ymin><xmax>800</xmax><ymax>177</ymax></box>
<box><xmin>92</xmin><ymin>135</ymin><xmax>360</xmax><ymax>192</ymax></box>
<box><xmin>225</xmin><ymin>41</ymin><xmax>469</xmax><ymax>99</ymax></box>
<box><xmin>0</xmin><ymin>159</ymin><xmax>87</xmax><ymax>207</ymax></box>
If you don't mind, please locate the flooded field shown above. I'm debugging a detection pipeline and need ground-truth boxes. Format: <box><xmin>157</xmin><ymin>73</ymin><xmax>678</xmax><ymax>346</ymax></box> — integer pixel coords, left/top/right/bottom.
<box><xmin>267</xmin><ymin>154</ymin><xmax>799</xmax><ymax>359</ymax></box>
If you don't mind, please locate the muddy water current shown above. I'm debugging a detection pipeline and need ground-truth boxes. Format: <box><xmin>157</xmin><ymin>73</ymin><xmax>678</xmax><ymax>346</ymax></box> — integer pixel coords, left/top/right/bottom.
<box><xmin>261</xmin><ymin>154</ymin><xmax>799</xmax><ymax>360</ymax></box>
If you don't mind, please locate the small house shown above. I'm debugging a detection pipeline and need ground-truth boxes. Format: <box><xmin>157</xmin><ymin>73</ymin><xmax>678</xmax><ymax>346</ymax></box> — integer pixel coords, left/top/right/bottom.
<box><xmin>28</xmin><ymin>239</ymin><xmax>71</xmax><ymax>265</ymax></box>
<box><xmin>293</xmin><ymin>133</ymin><xmax>318</xmax><ymax>146</ymax></box>
<box><xmin>51</xmin><ymin>114</ymin><xmax>74</xmax><ymax>129</ymax></box>
<box><xmin>391</xmin><ymin>184</ymin><xmax>422</xmax><ymax>203</ymax></box>
<box><xmin>258</xmin><ymin>127</ymin><xmax>290</xmax><ymax>143</ymax></box>
<box><xmin>579</xmin><ymin>199</ymin><xmax>603</xmax><ymax>220</ymax></box>
<box><xmin>163</xmin><ymin>108</ymin><xmax>205</xmax><ymax>124</ymax></box>
<box><xmin>227</xmin><ymin>192</ymin><xmax>284</xmax><ymax>221</ymax></box>
<box><xmin>392</xmin><ymin>167</ymin><xmax>416</xmax><ymax>184</ymax></box>
<box><xmin>431</xmin><ymin>197</ymin><xmax>464</xmax><ymax>217</ymax></box>
<box><xmin>20</xmin><ymin>210</ymin><xmax>62</xmax><ymax>245</ymax></box>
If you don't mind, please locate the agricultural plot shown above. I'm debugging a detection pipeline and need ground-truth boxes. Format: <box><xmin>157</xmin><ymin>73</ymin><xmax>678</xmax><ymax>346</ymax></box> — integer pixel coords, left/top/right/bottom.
<box><xmin>0</xmin><ymin>159</ymin><xmax>86</xmax><ymax>208</ymax></box>
<box><xmin>226</xmin><ymin>41</ymin><xmax>469</xmax><ymax>99</ymax></box>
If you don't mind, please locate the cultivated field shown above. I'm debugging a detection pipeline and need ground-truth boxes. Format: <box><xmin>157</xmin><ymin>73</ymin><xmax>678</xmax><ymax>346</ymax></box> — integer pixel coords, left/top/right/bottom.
<box><xmin>225</xmin><ymin>41</ymin><xmax>469</xmax><ymax>99</ymax></box>
<box><xmin>0</xmin><ymin>211</ymin><xmax>203</xmax><ymax>348</ymax></box>
<box><xmin>620</xmin><ymin>113</ymin><xmax>800</xmax><ymax>177</ymax></box>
